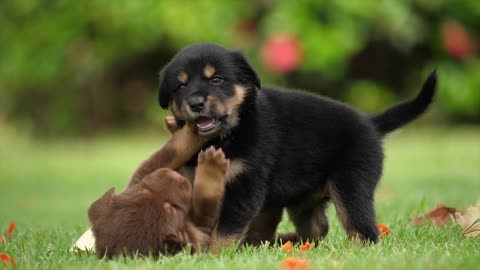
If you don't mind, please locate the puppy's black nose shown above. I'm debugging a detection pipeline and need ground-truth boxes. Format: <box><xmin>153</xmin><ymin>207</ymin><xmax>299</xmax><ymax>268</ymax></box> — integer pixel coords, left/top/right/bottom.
<box><xmin>187</xmin><ymin>96</ymin><xmax>205</xmax><ymax>112</ymax></box>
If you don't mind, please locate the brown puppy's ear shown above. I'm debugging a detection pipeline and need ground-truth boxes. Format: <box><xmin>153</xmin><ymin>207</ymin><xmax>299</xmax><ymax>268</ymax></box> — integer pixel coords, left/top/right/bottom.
<box><xmin>158</xmin><ymin>68</ymin><xmax>172</xmax><ymax>109</ymax></box>
<box><xmin>88</xmin><ymin>188</ymin><xmax>115</xmax><ymax>224</ymax></box>
<box><xmin>164</xmin><ymin>234</ymin><xmax>192</xmax><ymax>255</ymax></box>
<box><xmin>230</xmin><ymin>50</ymin><xmax>261</xmax><ymax>90</ymax></box>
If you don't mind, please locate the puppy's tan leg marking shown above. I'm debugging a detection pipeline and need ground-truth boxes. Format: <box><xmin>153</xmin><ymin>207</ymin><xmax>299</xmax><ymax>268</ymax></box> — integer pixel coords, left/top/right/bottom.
<box><xmin>225</xmin><ymin>159</ymin><xmax>246</xmax><ymax>183</ymax></box>
<box><xmin>287</xmin><ymin>187</ymin><xmax>330</xmax><ymax>242</ymax></box>
<box><xmin>244</xmin><ymin>207</ymin><xmax>283</xmax><ymax>246</ymax></box>
<box><xmin>181</xmin><ymin>159</ymin><xmax>245</xmax><ymax>184</ymax></box>
<box><xmin>203</xmin><ymin>64</ymin><xmax>216</xmax><ymax>79</ymax></box>
<box><xmin>209</xmin><ymin>231</ymin><xmax>245</xmax><ymax>253</ymax></box>
<box><xmin>288</xmin><ymin>205</ymin><xmax>329</xmax><ymax>241</ymax></box>
<box><xmin>276</xmin><ymin>232</ymin><xmax>300</xmax><ymax>244</ymax></box>
<box><xmin>328</xmin><ymin>183</ymin><xmax>367</xmax><ymax>241</ymax></box>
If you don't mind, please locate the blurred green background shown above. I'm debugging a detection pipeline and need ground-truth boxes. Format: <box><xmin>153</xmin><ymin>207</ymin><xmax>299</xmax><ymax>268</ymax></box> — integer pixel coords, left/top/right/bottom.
<box><xmin>0</xmin><ymin>2</ymin><xmax>479</xmax><ymax>268</ymax></box>
<box><xmin>0</xmin><ymin>0</ymin><xmax>479</xmax><ymax>137</ymax></box>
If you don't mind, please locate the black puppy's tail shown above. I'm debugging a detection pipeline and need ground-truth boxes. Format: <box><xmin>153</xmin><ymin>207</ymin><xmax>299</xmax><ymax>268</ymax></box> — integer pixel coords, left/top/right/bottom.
<box><xmin>370</xmin><ymin>70</ymin><xmax>437</xmax><ymax>135</ymax></box>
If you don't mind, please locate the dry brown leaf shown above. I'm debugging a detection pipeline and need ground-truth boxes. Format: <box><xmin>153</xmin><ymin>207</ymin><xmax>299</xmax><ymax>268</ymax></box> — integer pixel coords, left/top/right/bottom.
<box><xmin>455</xmin><ymin>203</ymin><xmax>480</xmax><ymax>238</ymax></box>
<box><xmin>410</xmin><ymin>205</ymin><xmax>458</xmax><ymax>227</ymax></box>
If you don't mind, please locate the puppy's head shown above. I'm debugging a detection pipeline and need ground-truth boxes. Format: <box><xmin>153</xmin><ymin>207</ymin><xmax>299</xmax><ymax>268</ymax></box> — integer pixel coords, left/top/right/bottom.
<box><xmin>158</xmin><ymin>43</ymin><xmax>261</xmax><ymax>137</ymax></box>
<box><xmin>88</xmin><ymin>169</ymin><xmax>193</xmax><ymax>258</ymax></box>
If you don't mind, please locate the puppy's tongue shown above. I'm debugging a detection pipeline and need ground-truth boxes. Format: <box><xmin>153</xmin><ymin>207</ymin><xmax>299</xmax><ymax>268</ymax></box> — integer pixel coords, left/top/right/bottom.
<box><xmin>196</xmin><ymin>116</ymin><xmax>215</xmax><ymax>130</ymax></box>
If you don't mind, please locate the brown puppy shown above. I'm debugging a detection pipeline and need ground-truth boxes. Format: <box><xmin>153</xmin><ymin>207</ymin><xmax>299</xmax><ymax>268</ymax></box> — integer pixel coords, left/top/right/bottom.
<box><xmin>88</xmin><ymin>124</ymin><xmax>229</xmax><ymax>258</ymax></box>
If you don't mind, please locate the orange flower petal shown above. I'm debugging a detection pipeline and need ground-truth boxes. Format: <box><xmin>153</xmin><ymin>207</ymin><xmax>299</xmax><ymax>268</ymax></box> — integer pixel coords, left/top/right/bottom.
<box><xmin>10</xmin><ymin>257</ymin><xmax>16</xmax><ymax>267</ymax></box>
<box><xmin>300</xmin><ymin>242</ymin><xmax>312</xmax><ymax>252</ymax></box>
<box><xmin>1</xmin><ymin>253</ymin><xmax>10</xmax><ymax>266</ymax></box>
<box><xmin>8</xmin><ymin>222</ymin><xmax>16</xmax><ymax>235</ymax></box>
<box><xmin>281</xmin><ymin>241</ymin><xmax>293</xmax><ymax>253</ymax></box>
<box><xmin>0</xmin><ymin>253</ymin><xmax>16</xmax><ymax>267</ymax></box>
<box><xmin>377</xmin><ymin>223</ymin><xmax>390</xmax><ymax>237</ymax></box>
<box><xmin>281</xmin><ymin>257</ymin><xmax>310</xmax><ymax>270</ymax></box>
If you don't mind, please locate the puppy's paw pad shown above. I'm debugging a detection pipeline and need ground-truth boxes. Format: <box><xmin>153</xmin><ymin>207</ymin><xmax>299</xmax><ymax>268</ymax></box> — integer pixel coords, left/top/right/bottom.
<box><xmin>198</xmin><ymin>147</ymin><xmax>229</xmax><ymax>173</ymax></box>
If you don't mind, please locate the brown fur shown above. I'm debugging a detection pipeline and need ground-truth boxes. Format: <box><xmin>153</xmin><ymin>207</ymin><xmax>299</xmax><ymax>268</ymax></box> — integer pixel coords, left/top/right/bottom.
<box><xmin>245</xmin><ymin>186</ymin><xmax>331</xmax><ymax>246</ymax></box>
<box><xmin>327</xmin><ymin>182</ymin><xmax>365</xmax><ymax>240</ymax></box>
<box><xmin>129</xmin><ymin>123</ymin><xmax>207</xmax><ymax>186</ymax></box>
<box><xmin>203</xmin><ymin>64</ymin><xmax>216</xmax><ymax>79</ymax></box>
<box><xmin>244</xmin><ymin>208</ymin><xmax>283</xmax><ymax>246</ymax></box>
<box><xmin>224</xmin><ymin>159</ymin><xmax>246</xmax><ymax>183</ymax></box>
<box><xmin>88</xmin><ymin>126</ymin><xmax>229</xmax><ymax>258</ymax></box>
<box><xmin>177</xmin><ymin>71</ymin><xmax>189</xmax><ymax>85</ymax></box>
<box><xmin>285</xmin><ymin>186</ymin><xmax>330</xmax><ymax>242</ymax></box>
<box><xmin>222</xmin><ymin>85</ymin><xmax>246</xmax><ymax>129</ymax></box>
<box><xmin>209</xmin><ymin>231</ymin><xmax>246</xmax><ymax>253</ymax></box>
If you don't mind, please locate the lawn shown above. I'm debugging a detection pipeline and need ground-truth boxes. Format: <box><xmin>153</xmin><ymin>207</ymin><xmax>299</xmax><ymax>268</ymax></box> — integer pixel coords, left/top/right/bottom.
<box><xmin>0</xmin><ymin>125</ymin><xmax>479</xmax><ymax>270</ymax></box>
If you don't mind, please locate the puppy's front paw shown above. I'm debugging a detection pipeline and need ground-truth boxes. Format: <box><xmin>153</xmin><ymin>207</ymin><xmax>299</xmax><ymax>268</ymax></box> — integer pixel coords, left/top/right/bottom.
<box><xmin>198</xmin><ymin>146</ymin><xmax>229</xmax><ymax>175</ymax></box>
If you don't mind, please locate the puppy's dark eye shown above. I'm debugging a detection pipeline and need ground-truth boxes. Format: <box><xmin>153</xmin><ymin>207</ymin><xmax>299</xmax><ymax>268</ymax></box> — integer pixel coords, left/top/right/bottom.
<box><xmin>210</xmin><ymin>75</ymin><xmax>223</xmax><ymax>85</ymax></box>
<box><xmin>176</xmin><ymin>84</ymin><xmax>186</xmax><ymax>90</ymax></box>
<box><xmin>171</xmin><ymin>203</ymin><xmax>183</xmax><ymax>212</ymax></box>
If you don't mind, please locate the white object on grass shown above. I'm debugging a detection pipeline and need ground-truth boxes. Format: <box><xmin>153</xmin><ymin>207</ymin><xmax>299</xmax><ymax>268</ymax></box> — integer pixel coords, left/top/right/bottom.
<box><xmin>70</xmin><ymin>228</ymin><xmax>96</xmax><ymax>253</ymax></box>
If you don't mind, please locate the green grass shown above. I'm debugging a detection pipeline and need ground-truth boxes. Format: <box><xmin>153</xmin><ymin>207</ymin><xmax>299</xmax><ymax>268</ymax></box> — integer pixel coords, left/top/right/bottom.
<box><xmin>1</xmin><ymin>125</ymin><xmax>479</xmax><ymax>270</ymax></box>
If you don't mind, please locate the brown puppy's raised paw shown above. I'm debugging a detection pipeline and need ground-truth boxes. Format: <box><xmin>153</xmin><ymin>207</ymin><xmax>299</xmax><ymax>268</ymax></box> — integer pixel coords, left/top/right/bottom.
<box><xmin>191</xmin><ymin>147</ymin><xmax>229</xmax><ymax>236</ymax></box>
<box><xmin>197</xmin><ymin>146</ymin><xmax>230</xmax><ymax>176</ymax></box>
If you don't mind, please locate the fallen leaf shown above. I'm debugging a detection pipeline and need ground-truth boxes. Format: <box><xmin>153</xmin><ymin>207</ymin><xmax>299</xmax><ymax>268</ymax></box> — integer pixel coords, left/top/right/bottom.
<box><xmin>300</xmin><ymin>242</ymin><xmax>312</xmax><ymax>252</ymax></box>
<box><xmin>410</xmin><ymin>205</ymin><xmax>458</xmax><ymax>226</ymax></box>
<box><xmin>377</xmin><ymin>223</ymin><xmax>390</xmax><ymax>237</ymax></box>
<box><xmin>281</xmin><ymin>241</ymin><xmax>293</xmax><ymax>253</ymax></box>
<box><xmin>281</xmin><ymin>257</ymin><xmax>310</xmax><ymax>270</ymax></box>
<box><xmin>455</xmin><ymin>203</ymin><xmax>480</xmax><ymax>238</ymax></box>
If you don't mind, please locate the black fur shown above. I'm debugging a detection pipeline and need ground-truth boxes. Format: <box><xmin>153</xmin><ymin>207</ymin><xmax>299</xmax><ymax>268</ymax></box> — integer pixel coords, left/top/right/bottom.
<box><xmin>371</xmin><ymin>70</ymin><xmax>437</xmax><ymax>134</ymax></box>
<box><xmin>158</xmin><ymin>43</ymin><xmax>437</xmax><ymax>243</ymax></box>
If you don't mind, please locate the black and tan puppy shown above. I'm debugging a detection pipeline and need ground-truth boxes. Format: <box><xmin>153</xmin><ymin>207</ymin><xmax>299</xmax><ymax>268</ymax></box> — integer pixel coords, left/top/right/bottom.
<box><xmin>158</xmin><ymin>43</ymin><xmax>437</xmax><ymax>245</ymax></box>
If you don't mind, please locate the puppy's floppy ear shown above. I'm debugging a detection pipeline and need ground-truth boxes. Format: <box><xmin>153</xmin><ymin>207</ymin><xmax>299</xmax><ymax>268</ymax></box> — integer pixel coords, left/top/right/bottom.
<box><xmin>230</xmin><ymin>51</ymin><xmax>261</xmax><ymax>90</ymax></box>
<box><xmin>158</xmin><ymin>68</ymin><xmax>171</xmax><ymax>109</ymax></box>
<box><xmin>88</xmin><ymin>188</ymin><xmax>115</xmax><ymax>224</ymax></box>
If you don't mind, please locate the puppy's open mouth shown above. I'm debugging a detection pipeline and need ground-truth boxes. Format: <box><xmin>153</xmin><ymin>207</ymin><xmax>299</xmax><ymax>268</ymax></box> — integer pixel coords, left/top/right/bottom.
<box><xmin>195</xmin><ymin>116</ymin><xmax>221</xmax><ymax>134</ymax></box>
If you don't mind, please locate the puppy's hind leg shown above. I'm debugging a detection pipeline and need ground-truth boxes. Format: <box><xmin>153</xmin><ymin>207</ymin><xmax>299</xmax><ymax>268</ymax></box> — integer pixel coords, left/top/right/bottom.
<box><xmin>287</xmin><ymin>194</ymin><xmax>330</xmax><ymax>243</ymax></box>
<box><xmin>328</xmin><ymin>161</ymin><xmax>382</xmax><ymax>243</ymax></box>
<box><xmin>244</xmin><ymin>207</ymin><xmax>283</xmax><ymax>246</ymax></box>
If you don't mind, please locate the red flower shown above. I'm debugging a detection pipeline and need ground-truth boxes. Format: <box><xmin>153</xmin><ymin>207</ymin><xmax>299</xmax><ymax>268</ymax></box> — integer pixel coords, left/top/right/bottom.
<box><xmin>442</xmin><ymin>21</ymin><xmax>474</xmax><ymax>60</ymax></box>
<box><xmin>281</xmin><ymin>257</ymin><xmax>310</xmax><ymax>270</ymax></box>
<box><xmin>300</xmin><ymin>242</ymin><xmax>312</xmax><ymax>252</ymax></box>
<box><xmin>8</xmin><ymin>222</ymin><xmax>16</xmax><ymax>235</ymax></box>
<box><xmin>260</xmin><ymin>33</ymin><xmax>304</xmax><ymax>74</ymax></box>
<box><xmin>281</xmin><ymin>240</ymin><xmax>293</xmax><ymax>253</ymax></box>
<box><xmin>1</xmin><ymin>253</ymin><xmax>16</xmax><ymax>267</ymax></box>
<box><xmin>377</xmin><ymin>223</ymin><xmax>390</xmax><ymax>237</ymax></box>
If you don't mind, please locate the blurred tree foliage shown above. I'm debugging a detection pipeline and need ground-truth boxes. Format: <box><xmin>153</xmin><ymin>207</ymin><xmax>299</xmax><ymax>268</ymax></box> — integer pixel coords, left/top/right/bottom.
<box><xmin>0</xmin><ymin>0</ymin><xmax>478</xmax><ymax>136</ymax></box>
